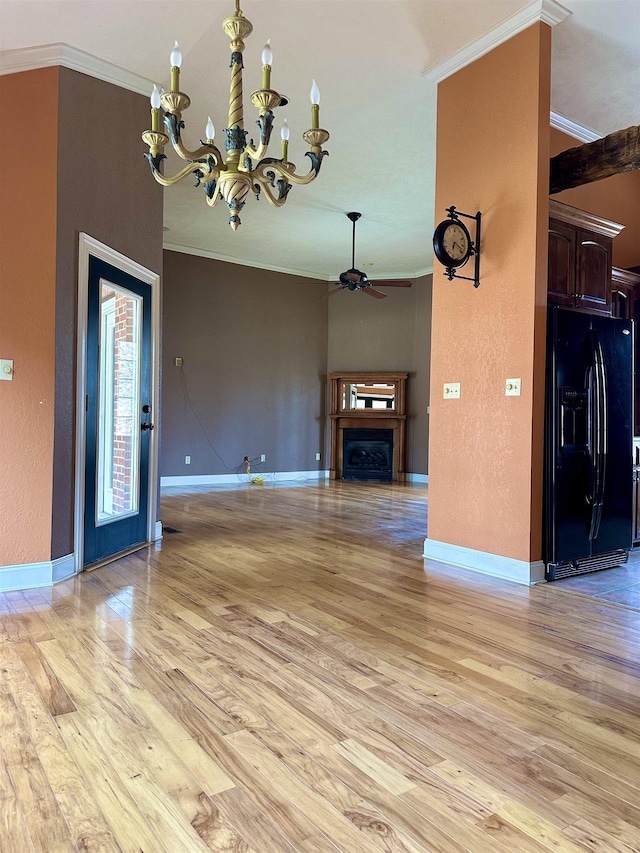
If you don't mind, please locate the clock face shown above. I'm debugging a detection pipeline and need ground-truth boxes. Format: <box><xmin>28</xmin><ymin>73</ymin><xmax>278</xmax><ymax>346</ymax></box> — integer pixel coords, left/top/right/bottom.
<box><xmin>433</xmin><ymin>218</ymin><xmax>473</xmax><ymax>268</ymax></box>
<box><xmin>442</xmin><ymin>223</ymin><xmax>469</xmax><ymax>261</ymax></box>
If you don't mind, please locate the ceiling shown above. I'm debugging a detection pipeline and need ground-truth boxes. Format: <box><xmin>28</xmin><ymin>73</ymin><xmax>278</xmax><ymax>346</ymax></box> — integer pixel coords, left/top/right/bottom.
<box><xmin>1</xmin><ymin>0</ymin><xmax>638</xmax><ymax>281</ymax></box>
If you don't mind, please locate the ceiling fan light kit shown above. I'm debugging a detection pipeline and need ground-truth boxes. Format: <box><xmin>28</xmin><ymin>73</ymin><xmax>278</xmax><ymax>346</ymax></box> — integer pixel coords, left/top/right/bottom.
<box><xmin>328</xmin><ymin>212</ymin><xmax>413</xmax><ymax>299</ymax></box>
<box><xmin>432</xmin><ymin>206</ymin><xmax>482</xmax><ymax>288</ymax></box>
<box><xmin>141</xmin><ymin>0</ymin><xmax>330</xmax><ymax>231</ymax></box>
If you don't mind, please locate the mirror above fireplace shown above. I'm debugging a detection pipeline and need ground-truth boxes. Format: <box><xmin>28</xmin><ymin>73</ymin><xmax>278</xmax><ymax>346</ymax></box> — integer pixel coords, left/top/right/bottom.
<box><xmin>340</xmin><ymin>382</ymin><xmax>396</xmax><ymax>412</ymax></box>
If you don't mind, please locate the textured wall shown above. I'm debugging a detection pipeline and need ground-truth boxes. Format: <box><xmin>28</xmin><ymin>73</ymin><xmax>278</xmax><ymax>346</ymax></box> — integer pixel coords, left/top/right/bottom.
<box><xmin>327</xmin><ymin>275</ymin><xmax>432</xmax><ymax>474</ymax></box>
<box><xmin>428</xmin><ymin>24</ymin><xmax>551</xmax><ymax>562</ymax></box>
<box><xmin>161</xmin><ymin>252</ymin><xmax>328</xmax><ymax>476</ymax></box>
<box><xmin>0</xmin><ymin>68</ymin><xmax>59</xmax><ymax>565</ymax></box>
<box><xmin>550</xmin><ymin>127</ymin><xmax>640</xmax><ymax>270</ymax></box>
<box><xmin>52</xmin><ymin>67</ymin><xmax>163</xmax><ymax>559</ymax></box>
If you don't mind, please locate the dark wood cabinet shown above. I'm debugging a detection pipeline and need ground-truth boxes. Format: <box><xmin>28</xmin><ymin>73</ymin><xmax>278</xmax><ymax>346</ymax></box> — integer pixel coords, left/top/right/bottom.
<box><xmin>576</xmin><ymin>229</ymin><xmax>612</xmax><ymax>312</ymax></box>
<box><xmin>611</xmin><ymin>267</ymin><xmax>640</xmax><ymax>320</ymax></box>
<box><xmin>548</xmin><ymin>200</ymin><xmax>623</xmax><ymax>314</ymax></box>
<box><xmin>548</xmin><ymin>221</ymin><xmax>576</xmax><ymax>306</ymax></box>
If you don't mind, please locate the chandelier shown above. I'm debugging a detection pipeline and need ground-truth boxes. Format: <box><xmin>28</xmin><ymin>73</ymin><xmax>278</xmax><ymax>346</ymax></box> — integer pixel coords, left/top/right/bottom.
<box><xmin>141</xmin><ymin>0</ymin><xmax>330</xmax><ymax>230</ymax></box>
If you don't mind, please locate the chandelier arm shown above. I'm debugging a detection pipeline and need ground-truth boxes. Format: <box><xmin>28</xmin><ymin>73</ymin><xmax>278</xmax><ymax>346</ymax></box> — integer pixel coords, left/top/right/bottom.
<box><xmin>255</xmin><ymin>159</ymin><xmax>320</xmax><ymax>187</ymax></box>
<box><xmin>242</xmin><ymin>141</ymin><xmax>268</xmax><ymax>164</ymax></box>
<box><xmin>172</xmin><ymin>139</ymin><xmax>225</xmax><ymax>166</ymax></box>
<box><xmin>205</xmin><ymin>188</ymin><xmax>222</xmax><ymax>208</ymax></box>
<box><xmin>147</xmin><ymin>157</ymin><xmax>218</xmax><ymax>188</ymax></box>
<box><xmin>251</xmin><ymin>172</ymin><xmax>288</xmax><ymax>207</ymax></box>
<box><xmin>163</xmin><ymin>112</ymin><xmax>225</xmax><ymax>166</ymax></box>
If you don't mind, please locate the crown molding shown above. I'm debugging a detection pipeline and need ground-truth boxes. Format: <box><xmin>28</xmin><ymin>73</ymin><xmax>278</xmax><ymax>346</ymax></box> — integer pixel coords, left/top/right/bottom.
<box><xmin>423</xmin><ymin>0</ymin><xmax>571</xmax><ymax>84</ymax></box>
<box><xmin>163</xmin><ymin>242</ymin><xmax>329</xmax><ymax>281</ymax></box>
<box><xmin>0</xmin><ymin>43</ymin><xmax>152</xmax><ymax>96</ymax></box>
<box><xmin>549</xmin><ymin>200</ymin><xmax>624</xmax><ymax>238</ymax></box>
<box><xmin>549</xmin><ymin>111</ymin><xmax>601</xmax><ymax>143</ymax></box>
<box><xmin>163</xmin><ymin>242</ymin><xmax>433</xmax><ymax>282</ymax></box>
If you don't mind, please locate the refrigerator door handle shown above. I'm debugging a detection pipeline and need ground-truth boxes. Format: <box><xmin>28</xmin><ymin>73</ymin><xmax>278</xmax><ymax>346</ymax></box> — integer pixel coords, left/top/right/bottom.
<box><xmin>589</xmin><ymin>330</ymin><xmax>607</xmax><ymax>541</ymax></box>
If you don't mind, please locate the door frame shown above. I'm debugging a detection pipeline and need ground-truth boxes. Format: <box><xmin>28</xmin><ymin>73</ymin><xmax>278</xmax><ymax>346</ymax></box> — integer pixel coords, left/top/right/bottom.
<box><xmin>74</xmin><ymin>233</ymin><xmax>161</xmax><ymax>573</ymax></box>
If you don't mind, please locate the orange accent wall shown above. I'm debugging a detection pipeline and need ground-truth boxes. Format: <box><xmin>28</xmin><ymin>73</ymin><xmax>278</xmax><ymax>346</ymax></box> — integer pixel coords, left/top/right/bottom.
<box><xmin>550</xmin><ymin>127</ymin><xmax>640</xmax><ymax>270</ymax></box>
<box><xmin>428</xmin><ymin>24</ymin><xmax>551</xmax><ymax>562</ymax></box>
<box><xmin>0</xmin><ymin>68</ymin><xmax>59</xmax><ymax>565</ymax></box>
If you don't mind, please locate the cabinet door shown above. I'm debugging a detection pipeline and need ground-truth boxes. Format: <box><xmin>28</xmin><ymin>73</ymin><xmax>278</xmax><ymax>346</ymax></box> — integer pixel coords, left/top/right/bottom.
<box><xmin>612</xmin><ymin>268</ymin><xmax>640</xmax><ymax>320</ymax></box>
<box><xmin>548</xmin><ymin>220</ymin><xmax>576</xmax><ymax>306</ymax></box>
<box><xmin>576</xmin><ymin>229</ymin><xmax>612</xmax><ymax>313</ymax></box>
<box><xmin>611</xmin><ymin>285</ymin><xmax>632</xmax><ymax>319</ymax></box>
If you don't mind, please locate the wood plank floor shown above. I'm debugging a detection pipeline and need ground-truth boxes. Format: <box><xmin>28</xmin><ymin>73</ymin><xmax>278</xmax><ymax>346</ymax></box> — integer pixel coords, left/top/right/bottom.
<box><xmin>2</xmin><ymin>481</ymin><xmax>640</xmax><ymax>852</ymax></box>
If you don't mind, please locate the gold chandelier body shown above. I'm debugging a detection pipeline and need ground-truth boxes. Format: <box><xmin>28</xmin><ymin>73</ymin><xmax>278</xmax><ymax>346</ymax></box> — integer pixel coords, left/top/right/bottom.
<box><xmin>142</xmin><ymin>0</ymin><xmax>329</xmax><ymax>230</ymax></box>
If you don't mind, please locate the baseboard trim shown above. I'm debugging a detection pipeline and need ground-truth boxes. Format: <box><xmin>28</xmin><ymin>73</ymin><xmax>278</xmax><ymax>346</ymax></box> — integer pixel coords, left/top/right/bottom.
<box><xmin>161</xmin><ymin>470</ymin><xmax>329</xmax><ymax>488</ymax></box>
<box><xmin>154</xmin><ymin>520</ymin><xmax>163</xmax><ymax>541</ymax></box>
<box><xmin>0</xmin><ymin>554</ymin><xmax>76</xmax><ymax>592</ymax></box>
<box><xmin>423</xmin><ymin>538</ymin><xmax>546</xmax><ymax>585</ymax></box>
<box><xmin>407</xmin><ymin>473</ymin><xmax>428</xmax><ymax>484</ymax></box>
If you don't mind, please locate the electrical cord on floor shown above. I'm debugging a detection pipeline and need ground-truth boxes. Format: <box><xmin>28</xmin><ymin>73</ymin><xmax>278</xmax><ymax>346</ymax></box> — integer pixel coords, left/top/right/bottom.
<box><xmin>244</xmin><ymin>456</ymin><xmax>265</xmax><ymax>486</ymax></box>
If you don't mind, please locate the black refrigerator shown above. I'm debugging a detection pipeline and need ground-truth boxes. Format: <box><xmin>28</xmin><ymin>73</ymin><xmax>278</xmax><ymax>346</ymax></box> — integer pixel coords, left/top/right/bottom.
<box><xmin>544</xmin><ymin>306</ymin><xmax>633</xmax><ymax>580</ymax></box>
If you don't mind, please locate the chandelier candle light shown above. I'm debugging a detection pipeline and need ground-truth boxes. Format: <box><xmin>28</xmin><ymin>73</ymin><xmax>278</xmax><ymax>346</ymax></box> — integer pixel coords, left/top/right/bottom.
<box><xmin>141</xmin><ymin>0</ymin><xmax>330</xmax><ymax>230</ymax></box>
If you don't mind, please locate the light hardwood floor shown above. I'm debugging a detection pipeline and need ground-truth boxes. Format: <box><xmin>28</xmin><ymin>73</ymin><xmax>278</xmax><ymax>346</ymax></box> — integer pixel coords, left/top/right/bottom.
<box><xmin>2</xmin><ymin>481</ymin><xmax>640</xmax><ymax>852</ymax></box>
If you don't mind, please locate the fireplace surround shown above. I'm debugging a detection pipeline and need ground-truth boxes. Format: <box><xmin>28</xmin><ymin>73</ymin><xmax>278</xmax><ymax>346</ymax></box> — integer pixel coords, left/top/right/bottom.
<box><xmin>329</xmin><ymin>372</ymin><xmax>408</xmax><ymax>481</ymax></box>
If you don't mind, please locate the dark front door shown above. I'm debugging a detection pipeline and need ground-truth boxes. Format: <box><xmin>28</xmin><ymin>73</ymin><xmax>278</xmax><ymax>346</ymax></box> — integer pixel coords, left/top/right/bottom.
<box><xmin>83</xmin><ymin>256</ymin><xmax>153</xmax><ymax>566</ymax></box>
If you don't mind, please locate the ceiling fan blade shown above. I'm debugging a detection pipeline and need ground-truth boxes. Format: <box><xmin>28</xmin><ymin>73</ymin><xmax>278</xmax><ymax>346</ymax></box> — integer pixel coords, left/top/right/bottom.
<box><xmin>362</xmin><ymin>287</ymin><xmax>387</xmax><ymax>299</ymax></box>
<box><xmin>372</xmin><ymin>280</ymin><xmax>413</xmax><ymax>287</ymax></box>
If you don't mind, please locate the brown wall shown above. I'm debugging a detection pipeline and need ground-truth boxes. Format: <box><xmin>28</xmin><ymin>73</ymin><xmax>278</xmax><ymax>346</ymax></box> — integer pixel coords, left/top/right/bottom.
<box><xmin>327</xmin><ymin>275</ymin><xmax>432</xmax><ymax>474</ymax></box>
<box><xmin>161</xmin><ymin>252</ymin><xmax>328</xmax><ymax>476</ymax></box>
<box><xmin>428</xmin><ymin>24</ymin><xmax>551</xmax><ymax>562</ymax></box>
<box><xmin>0</xmin><ymin>68</ymin><xmax>59</xmax><ymax>564</ymax></box>
<box><xmin>550</xmin><ymin>127</ymin><xmax>640</xmax><ymax>270</ymax></box>
<box><xmin>52</xmin><ymin>68</ymin><xmax>163</xmax><ymax>559</ymax></box>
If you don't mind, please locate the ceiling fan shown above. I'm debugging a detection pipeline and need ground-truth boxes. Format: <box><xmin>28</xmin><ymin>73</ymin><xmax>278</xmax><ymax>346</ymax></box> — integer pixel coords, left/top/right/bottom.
<box><xmin>326</xmin><ymin>212</ymin><xmax>413</xmax><ymax>298</ymax></box>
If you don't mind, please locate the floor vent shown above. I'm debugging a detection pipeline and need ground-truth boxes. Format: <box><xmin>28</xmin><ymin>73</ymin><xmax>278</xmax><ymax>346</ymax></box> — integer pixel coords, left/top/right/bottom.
<box><xmin>547</xmin><ymin>549</ymin><xmax>628</xmax><ymax>580</ymax></box>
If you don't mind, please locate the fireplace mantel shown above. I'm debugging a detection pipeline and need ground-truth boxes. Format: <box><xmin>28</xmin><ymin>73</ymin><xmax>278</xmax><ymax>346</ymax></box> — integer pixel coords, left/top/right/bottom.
<box><xmin>329</xmin><ymin>372</ymin><xmax>408</xmax><ymax>481</ymax></box>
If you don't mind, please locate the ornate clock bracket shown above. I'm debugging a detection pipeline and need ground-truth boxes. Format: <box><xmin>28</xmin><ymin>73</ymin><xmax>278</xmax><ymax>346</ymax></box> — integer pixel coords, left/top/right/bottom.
<box><xmin>442</xmin><ymin>206</ymin><xmax>482</xmax><ymax>289</ymax></box>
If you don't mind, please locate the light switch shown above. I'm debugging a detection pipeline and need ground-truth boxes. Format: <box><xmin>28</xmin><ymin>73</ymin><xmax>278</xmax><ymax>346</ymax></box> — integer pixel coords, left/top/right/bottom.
<box><xmin>443</xmin><ymin>382</ymin><xmax>460</xmax><ymax>399</ymax></box>
<box><xmin>506</xmin><ymin>378</ymin><xmax>521</xmax><ymax>396</ymax></box>
<box><xmin>0</xmin><ymin>359</ymin><xmax>14</xmax><ymax>380</ymax></box>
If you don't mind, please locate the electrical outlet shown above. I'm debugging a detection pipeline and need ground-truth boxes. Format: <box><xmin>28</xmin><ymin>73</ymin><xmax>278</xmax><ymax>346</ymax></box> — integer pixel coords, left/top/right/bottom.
<box><xmin>316</xmin><ymin>452</ymin><xmax>321</xmax><ymax>461</ymax></box>
<box><xmin>175</xmin><ymin>357</ymin><xmax>183</xmax><ymax>367</ymax></box>
<box><xmin>260</xmin><ymin>454</ymin><xmax>266</xmax><ymax>463</ymax></box>
<box><xmin>185</xmin><ymin>455</ymin><xmax>191</xmax><ymax>464</ymax></box>
<box><xmin>443</xmin><ymin>382</ymin><xmax>460</xmax><ymax>399</ymax></box>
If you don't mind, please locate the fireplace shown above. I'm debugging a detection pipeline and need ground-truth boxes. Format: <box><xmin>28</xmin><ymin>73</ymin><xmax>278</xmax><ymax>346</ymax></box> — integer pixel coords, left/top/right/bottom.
<box><xmin>342</xmin><ymin>429</ymin><xmax>393</xmax><ymax>481</ymax></box>
<box><xmin>328</xmin><ymin>372</ymin><xmax>408</xmax><ymax>481</ymax></box>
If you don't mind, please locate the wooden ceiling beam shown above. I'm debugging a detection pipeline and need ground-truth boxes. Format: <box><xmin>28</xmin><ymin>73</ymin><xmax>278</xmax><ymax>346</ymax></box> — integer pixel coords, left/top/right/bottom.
<box><xmin>550</xmin><ymin>125</ymin><xmax>640</xmax><ymax>194</ymax></box>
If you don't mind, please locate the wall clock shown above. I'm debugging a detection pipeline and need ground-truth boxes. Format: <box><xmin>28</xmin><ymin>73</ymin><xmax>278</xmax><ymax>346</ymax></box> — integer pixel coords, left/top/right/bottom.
<box><xmin>433</xmin><ymin>206</ymin><xmax>482</xmax><ymax>288</ymax></box>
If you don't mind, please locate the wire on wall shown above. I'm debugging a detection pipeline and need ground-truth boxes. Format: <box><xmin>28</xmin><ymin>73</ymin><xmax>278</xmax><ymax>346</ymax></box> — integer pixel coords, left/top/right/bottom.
<box><xmin>178</xmin><ymin>362</ymin><xmax>265</xmax><ymax>475</ymax></box>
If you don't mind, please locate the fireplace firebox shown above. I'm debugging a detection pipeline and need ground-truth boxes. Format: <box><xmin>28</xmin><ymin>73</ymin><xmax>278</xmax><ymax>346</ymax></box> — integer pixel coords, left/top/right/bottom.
<box><xmin>342</xmin><ymin>429</ymin><xmax>393</xmax><ymax>481</ymax></box>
